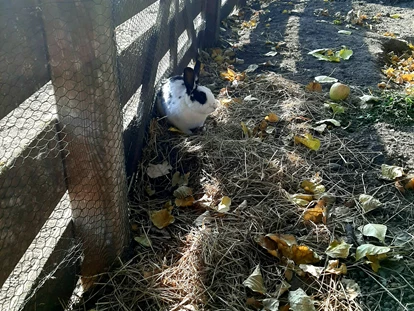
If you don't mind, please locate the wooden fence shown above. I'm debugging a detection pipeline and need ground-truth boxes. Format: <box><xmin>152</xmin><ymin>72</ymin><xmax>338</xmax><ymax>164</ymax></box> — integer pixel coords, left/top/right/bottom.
<box><xmin>0</xmin><ymin>0</ymin><xmax>245</xmax><ymax>309</ymax></box>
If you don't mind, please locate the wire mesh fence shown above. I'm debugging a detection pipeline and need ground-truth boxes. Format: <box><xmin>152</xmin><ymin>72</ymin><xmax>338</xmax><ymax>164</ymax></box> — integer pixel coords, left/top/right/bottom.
<box><xmin>0</xmin><ymin>0</ymin><xmax>243</xmax><ymax>309</ymax></box>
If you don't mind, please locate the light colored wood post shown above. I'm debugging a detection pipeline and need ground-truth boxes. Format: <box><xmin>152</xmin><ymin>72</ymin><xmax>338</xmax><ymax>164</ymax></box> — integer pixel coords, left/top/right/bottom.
<box><xmin>204</xmin><ymin>0</ymin><xmax>221</xmax><ymax>47</ymax></box>
<box><xmin>40</xmin><ymin>0</ymin><xmax>130</xmax><ymax>285</ymax></box>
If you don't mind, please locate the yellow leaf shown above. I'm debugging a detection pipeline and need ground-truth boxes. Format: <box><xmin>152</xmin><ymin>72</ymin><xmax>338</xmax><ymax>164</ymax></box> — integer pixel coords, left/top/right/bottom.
<box><xmin>265</xmin><ymin>113</ymin><xmax>279</xmax><ymax>122</ymax></box>
<box><xmin>305</xmin><ymin>81</ymin><xmax>322</xmax><ymax>92</ymax></box>
<box><xmin>266</xmin><ymin>234</ymin><xmax>320</xmax><ymax>264</ymax></box>
<box><xmin>175</xmin><ymin>196</ymin><xmax>195</xmax><ymax>207</ymax></box>
<box><xmin>256</xmin><ymin>235</ymin><xmax>280</xmax><ymax>258</ymax></box>
<box><xmin>405</xmin><ymin>177</ymin><xmax>414</xmax><ymax>190</ymax></box>
<box><xmin>150</xmin><ymin>208</ymin><xmax>175</xmax><ymax>229</ymax></box>
<box><xmin>217</xmin><ymin>196</ymin><xmax>231</xmax><ymax>213</ymax></box>
<box><xmin>294</xmin><ymin>133</ymin><xmax>321</xmax><ymax>151</ymax></box>
<box><xmin>220</xmin><ymin>68</ymin><xmax>237</xmax><ymax>81</ymax></box>
<box><xmin>168</xmin><ymin>127</ymin><xmax>184</xmax><ymax>133</ymax></box>
<box><xmin>241</xmin><ymin>121</ymin><xmax>251</xmax><ymax>138</ymax></box>
<box><xmin>303</xmin><ymin>205</ymin><xmax>324</xmax><ymax>224</ymax></box>
<box><xmin>300</xmin><ymin>179</ymin><xmax>326</xmax><ymax>195</ymax></box>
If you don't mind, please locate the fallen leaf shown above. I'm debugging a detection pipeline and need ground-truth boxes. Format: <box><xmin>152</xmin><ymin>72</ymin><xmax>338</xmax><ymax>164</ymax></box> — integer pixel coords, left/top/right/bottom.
<box><xmin>338</xmin><ymin>48</ymin><xmax>353</xmax><ymax>60</ymax></box>
<box><xmin>314</xmin><ymin>119</ymin><xmax>341</xmax><ymax>127</ymax></box>
<box><xmin>389</xmin><ymin>13</ymin><xmax>401</xmax><ymax>19</ymax></box>
<box><xmin>356</xmin><ymin>244</ymin><xmax>390</xmax><ymax>261</ymax></box>
<box><xmin>325</xmin><ymin>240</ymin><xmax>352</xmax><ymax>259</ymax></box>
<box><xmin>325</xmin><ymin>102</ymin><xmax>345</xmax><ymax>114</ymax></box>
<box><xmin>299</xmin><ymin>264</ymin><xmax>324</xmax><ymax>278</ymax></box>
<box><xmin>134</xmin><ymin>235</ymin><xmax>152</xmax><ymax>247</ymax></box>
<box><xmin>262</xmin><ymin>298</ymin><xmax>279</xmax><ymax>311</ymax></box>
<box><xmin>265</xmin><ymin>113</ymin><xmax>279</xmax><ymax>122</ymax></box>
<box><xmin>312</xmin><ymin>124</ymin><xmax>327</xmax><ymax>133</ymax></box>
<box><xmin>341</xmin><ymin>279</ymin><xmax>361</xmax><ymax>300</ymax></box>
<box><xmin>193</xmin><ymin>211</ymin><xmax>211</xmax><ymax>227</ymax></box>
<box><xmin>245</xmin><ymin>64</ymin><xmax>259</xmax><ymax>73</ymax></box>
<box><xmin>290</xmin><ymin>193</ymin><xmax>314</xmax><ymax>206</ymax></box>
<box><xmin>244</xmin><ymin>95</ymin><xmax>260</xmax><ymax>101</ymax></box>
<box><xmin>274</xmin><ymin>280</ymin><xmax>291</xmax><ymax>297</ymax></box>
<box><xmin>359</xmin><ymin>194</ymin><xmax>382</xmax><ymax>213</ymax></box>
<box><xmin>381</xmin><ymin>164</ymin><xmax>404</xmax><ymax>180</ymax></box>
<box><xmin>288</xmin><ymin>288</ymin><xmax>316</xmax><ymax>311</ymax></box>
<box><xmin>243</xmin><ymin>265</ymin><xmax>267</xmax><ymax>294</ymax></box>
<box><xmin>257</xmin><ymin>235</ymin><xmax>280</xmax><ymax>258</ymax></box>
<box><xmin>174</xmin><ymin>186</ymin><xmax>195</xmax><ymax>207</ymax></box>
<box><xmin>246</xmin><ymin>297</ymin><xmax>263</xmax><ymax>309</ymax></box>
<box><xmin>173</xmin><ymin>186</ymin><xmax>193</xmax><ymax>198</ymax></box>
<box><xmin>147</xmin><ymin>161</ymin><xmax>172</xmax><ymax>178</ymax></box>
<box><xmin>301</xmin><ymin>179</ymin><xmax>326</xmax><ymax>195</ymax></box>
<box><xmin>359</xmin><ymin>224</ymin><xmax>387</xmax><ymax>243</ymax></box>
<box><xmin>264</xmin><ymin>51</ymin><xmax>278</xmax><ymax>57</ymax></box>
<box><xmin>267</xmin><ymin>234</ymin><xmax>320</xmax><ymax>264</ymax></box>
<box><xmin>405</xmin><ymin>177</ymin><xmax>414</xmax><ymax>190</ymax></box>
<box><xmin>305</xmin><ymin>81</ymin><xmax>322</xmax><ymax>92</ymax></box>
<box><xmin>325</xmin><ymin>260</ymin><xmax>347</xmax><ymax>275</ymax></box>
<box><xmin>279</xmin><ymin>305</ymin><xmax>290</xmax><ymax>311</ymax></box>
<box><xmin>150</xmin><ymin>208</ymin><xmax>175</xmax><ymax>229</ymax></box>
<box><xmin>172</xmin><ymin>171</ymin><xmax>190</xmax><ymax>187</ymax></box>
<box><xmin>338</xmin><ymin>30</ymin><xmax>352</xmax><ymax>35</ymax></box>
<box><xmin>216</xmin><ymin>196</ymin><xmax>231</xmax><ymax>213</ymax></box>
<box><xmin>241</xmin><ymin>121</ymin><xmax>252</xmax><ymax>138</ymax></box>
<box><xmin>303</xmin><ymin>205</ymin><xmax>324</xmax><ymax>224</ymax></box>
<box><xmin>314</xmin><ymin>76</ymin><xmax>338</xmax><ymax>83</ymax></box>
<box><xmin>175</xmin><ymin>196</ymin><xmax>195</xmax><ymax>207</ymax></box>
<box><xmin>294</xmin><ymin>133</ymin><xmax>321</xmax><ymax>151</ymax></box>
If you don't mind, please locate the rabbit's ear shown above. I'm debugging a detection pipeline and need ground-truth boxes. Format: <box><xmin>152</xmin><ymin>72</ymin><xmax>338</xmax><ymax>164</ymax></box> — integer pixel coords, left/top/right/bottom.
<box><xmin>183</xmin><ymin>67</ymin><xmax>196</xmax><ymax>94</ymax></box>
<box><xmin>193</xmin><ymin>60</ymin><xmax>201</xmax><ymax>85</ymax></box>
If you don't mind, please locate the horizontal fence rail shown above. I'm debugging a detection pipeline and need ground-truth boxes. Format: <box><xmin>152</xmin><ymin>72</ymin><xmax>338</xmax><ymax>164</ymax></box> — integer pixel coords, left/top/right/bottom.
<box><xmin>0</xmin><ymin>0</ymin><xmax>245</xmax><ymax>309</ymax></box>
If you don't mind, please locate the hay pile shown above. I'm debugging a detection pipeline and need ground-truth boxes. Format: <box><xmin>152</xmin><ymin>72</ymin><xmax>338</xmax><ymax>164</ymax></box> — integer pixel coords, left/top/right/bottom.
<box><xmin>75</xmin><ymin>62</ymin><xmax>401</xmax><ymax>310</ymax></box>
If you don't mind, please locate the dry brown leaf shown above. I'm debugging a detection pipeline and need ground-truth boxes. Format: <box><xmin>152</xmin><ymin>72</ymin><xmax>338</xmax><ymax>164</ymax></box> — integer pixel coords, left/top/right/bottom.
<box><xmin>303</xmin><ymin>205</ymin><xmax>324</xmax><ymax>224</ymax></box>
<box><xmin>175</xmin><ymin>196</ymin><xmax>195</xmax><ymax>207</ymax></box>
<box><xmin>265</xmin><ymin>113</ymin><xmax>279</xmax><ymax>122</ymax></box>
<box><xmin>150</xmin><ymin>207</ymin><xmax>175</xmax><ymax>229</ymax></box>
<box><xmin>257</xmin><ymin>235</ymin><xmax>280</xmax><ymax>258</ymax></box>
<box><xmin>284</xmin><ymin>269</ymin><xmax>293</xmax><ymax>281</ymax></box>
<box><xmin>305</xmin><ymin>81</ymin><xmax>322</xmax><ymax>92</ymax></box>
<box><xmin>246</xmin><ymin>297</ymin><xmax>263</xmax><ymax>309</ymax></box>
<box><xmin>325</xmin><ymin>260</ymin><xmax>348</xmax><ymax>275</ymax></box>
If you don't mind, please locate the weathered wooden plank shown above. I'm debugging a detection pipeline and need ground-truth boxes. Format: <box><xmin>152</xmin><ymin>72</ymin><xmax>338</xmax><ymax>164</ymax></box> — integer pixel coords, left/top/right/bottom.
<box><xmin>204</xmin><ymin>0</ymin><xmax>221</xmax><ymax>47</ymax></box>
<box><xmin>40</xmin><ymin>0</ymin><xmax>130</xmax><ymax>285</ymax></box>
<box><xmin>113</xmin><ymin>0</ymin><xmax>158</xmax><ymax>27</ymax></box>
<box><xmin>0</xmin><ymin>120</ymin><xmax>66</xmax><ymax>287</ymax></box>
<box><xmin>23</xmin><ymin>211</ymin><xmax>79</xmax><ymax>311</ymax></box>
<box><xmin>117</xmin><ymin>0</ymin><xmax>202</xmax><ymax>107</ymax></box>
<box><xmin>0</xmin><ymin>193</ymin><xmax>78</xmax><ymax>311</ymax></box>
<box><xmin>0</xmin><ymin>0</ymin><xmax>50</xmax><ymax>120</ymax></box>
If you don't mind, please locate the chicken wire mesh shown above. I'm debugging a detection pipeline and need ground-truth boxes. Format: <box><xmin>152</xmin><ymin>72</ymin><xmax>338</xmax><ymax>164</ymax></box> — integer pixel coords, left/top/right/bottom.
<box><xmin>0</xmin><ymin>0</ymin><xmax>208</xmax><ymax>309</ymax></box>
<box><xmin>0</xmin><ymin>0</ymin><xmax>130</xmax><ymax>309</ymax></box>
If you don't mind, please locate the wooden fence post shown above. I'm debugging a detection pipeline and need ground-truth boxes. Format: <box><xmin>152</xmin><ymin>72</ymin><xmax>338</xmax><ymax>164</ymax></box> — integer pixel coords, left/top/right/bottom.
<box><xmin>40</xmin><ymin>0</ymin><xmax>130</xmax><ymax>285</ymax></box>
<box><xmin>204</xmin><ymin>0</ymin><xmax>221</xmax><ymax>47</ymax></box>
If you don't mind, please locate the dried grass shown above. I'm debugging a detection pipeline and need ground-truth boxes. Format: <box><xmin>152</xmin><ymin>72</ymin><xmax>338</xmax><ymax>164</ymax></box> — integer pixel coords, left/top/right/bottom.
<box><xmin>74</xmin><ymin>57</ymin><xmax>414</xmax><ymax>311</ymax></box>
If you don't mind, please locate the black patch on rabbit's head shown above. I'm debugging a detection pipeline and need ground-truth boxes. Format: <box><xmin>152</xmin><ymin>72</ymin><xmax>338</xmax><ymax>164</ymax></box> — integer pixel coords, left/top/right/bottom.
<box><xmin>190</xmin><ymin>89</ymin><xmax>207</xmax><ymax>105</ymax></box>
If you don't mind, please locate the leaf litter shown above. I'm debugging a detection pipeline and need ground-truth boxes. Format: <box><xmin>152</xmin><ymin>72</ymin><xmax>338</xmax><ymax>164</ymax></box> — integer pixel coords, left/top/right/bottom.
<box><xmin>76</xmin><ymin>2</ymin><xmax>414</xmax><ymax>311</ymax></box>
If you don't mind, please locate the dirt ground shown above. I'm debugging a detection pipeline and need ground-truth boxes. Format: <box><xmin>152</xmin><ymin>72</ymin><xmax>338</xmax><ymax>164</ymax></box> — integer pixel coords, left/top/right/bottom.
<box><xmin>77</xmin><ymin>1</ymin><xmax>414</xmax><ymax>311</ymax></box>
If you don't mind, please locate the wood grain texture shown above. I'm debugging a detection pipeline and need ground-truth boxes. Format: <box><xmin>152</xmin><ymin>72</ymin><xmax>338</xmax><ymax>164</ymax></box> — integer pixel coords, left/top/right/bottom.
<box><xmin>0</xmin><ymin>121</ymin><xmax>66</xmax><ymax>287</ymax></box>
<box><xmin>40</xmin><ymin>0</ymin><xmax>130</xmax><ymax>282</ymax></box>
<box><xmin>204</xmin><ymin>0</ymin><xmax>221</xmax><ymax>47</ymax></box>
<box><xmin>0</xmin><ymin>0</ymin><xmax>50</xmax><ymax>120</ymax></box>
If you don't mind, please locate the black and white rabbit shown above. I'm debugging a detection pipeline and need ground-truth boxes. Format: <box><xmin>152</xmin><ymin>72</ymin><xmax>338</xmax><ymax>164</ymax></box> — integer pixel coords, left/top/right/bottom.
<box><xmin>156</xmin><ymin>61</ymin><xmax>218</xmax><ymax>134</ymax></box>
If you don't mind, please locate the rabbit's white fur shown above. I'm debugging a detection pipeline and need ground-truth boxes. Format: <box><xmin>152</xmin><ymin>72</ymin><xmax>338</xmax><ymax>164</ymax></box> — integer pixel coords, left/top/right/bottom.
<box><xmin>156</xmin><ymin>63</ymin><xmax>217</xmax><ymax>134</ymax></box>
